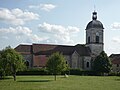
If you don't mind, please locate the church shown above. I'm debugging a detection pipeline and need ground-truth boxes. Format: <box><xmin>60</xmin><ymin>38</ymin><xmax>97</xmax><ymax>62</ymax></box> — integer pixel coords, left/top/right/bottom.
<box><xmin>15</xmin><ymin>11</ymin><xmax>104</xmax><ymax>71</ymax></box>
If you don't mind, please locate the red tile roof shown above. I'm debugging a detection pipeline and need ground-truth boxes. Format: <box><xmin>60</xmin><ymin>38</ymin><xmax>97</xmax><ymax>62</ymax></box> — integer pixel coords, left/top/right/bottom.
<box><xmin>35</xmin><ymin>44</ymin><xmax>91</xmax><ymax>56</ymax></box>
<box><xmin>32</xmin><ymin>44</ymin><xmax>57</xmax><ymax>53</ymax></box>
<box><xmin>109</xmin><ymin>54</ymin><xmax>120</xmax><ymax>64</ymax></box>
<box><xmin>15</xmin><ymin>44</ymin><xmax>91</xmax><ymax>56</ymax></box>
<box><xmin>15</xmin><ymin>44</ymin><xmax>32</xmax><ymax>54</ymax></box>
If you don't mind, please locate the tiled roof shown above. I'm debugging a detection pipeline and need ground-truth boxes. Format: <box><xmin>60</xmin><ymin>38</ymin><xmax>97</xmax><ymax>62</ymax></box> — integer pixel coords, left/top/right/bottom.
<box><xmin>35</xmin><ymin>45</ymin><xmax>75</xmax><ymax>55</ymax></box>
<box><xmin>35</xmin><ymin>44</ymin><xmax>91</xmax><ymax>56</ymax></box>
<box><xmin>109</xmin><ymin>54</ymin><xmax>120</xmax><ymax>58</ymax></box>
<box><xmin>15</xmin><ymin>44</ymin><xmax>32</xmax><ymax>54</ymax></box>
<box><xmin>32</xmin><ymin>44</ymin><xmax>57</xmax><ymax>53</ymax></box>
<box><xmin>15</xmin><ymin>44</ymin><xmax>91</xmax><ymax>56</ymax></box>
<box><xmin>75</xmin><ymin>44</ymin><xmax>91</xmax><ymax>56</ymax></box>
<box><xmin>109</xmin><ymin>54</ymin><xmax>120</xmax><ymax>64</ymax></box>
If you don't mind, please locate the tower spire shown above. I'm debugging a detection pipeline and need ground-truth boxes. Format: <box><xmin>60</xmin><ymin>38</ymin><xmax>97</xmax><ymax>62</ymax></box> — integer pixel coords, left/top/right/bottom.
<box><xmin>94</xmin><ymin>4</ymin><xmax>96</xmax><ymax>12</ymax></box>
<box><xmin>92</xmin><ymin>0</ymin><xmax>97</xmax><ymax>20</ymax></box>
<box><xmin>93</xmin><ymin>0</ymin><xmax>96</xmax><ymax>12</ymax></box>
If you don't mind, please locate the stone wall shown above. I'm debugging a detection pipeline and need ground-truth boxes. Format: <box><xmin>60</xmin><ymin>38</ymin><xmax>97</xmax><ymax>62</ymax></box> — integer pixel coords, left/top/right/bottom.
<box><xmin>22</xmin><ymin>54</ymin><xmax>32</xmax><ymax>67</ymax></box>
<box><xmin>86</xmin><ymin>44</ymin><xmax>103</xmax><ymax>56</ymax></box>
<box><xmin>71</xmin><ymin>51</ymin><xmax>79</xmax><ymax>69</ymax></box>
<box><xmin>33</xmin><ymin>55</ymin><xmax>47</xmax><ymax>67</ymax></box>
<box><xmin>83</xmin><ymin>56</ymin><xmax>91</xmax><ymax>70</ymax></box>
<box><xmin>64</xmin><ymin>55</ymin><xmax>71</xmax><ymax>67</ymax></box>
<box><xmin>71</xmin><ymin>51</ymin><xmax>87</xmax><ymax>70</ymax></box>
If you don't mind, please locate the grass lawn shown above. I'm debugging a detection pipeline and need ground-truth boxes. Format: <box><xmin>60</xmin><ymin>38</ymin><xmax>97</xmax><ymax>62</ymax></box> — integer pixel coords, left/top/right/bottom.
<box><xmin>0</xmin><ymin>75</ymin><xmax>120</xmax><ymax>90</ymax></box>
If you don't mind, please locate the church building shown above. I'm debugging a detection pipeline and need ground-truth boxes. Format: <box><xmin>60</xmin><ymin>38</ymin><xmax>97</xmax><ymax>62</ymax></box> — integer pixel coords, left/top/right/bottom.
<box><xmin>15</xmin><ymin>11</ymin><xmax>104</xmax><ymax>71</ymax></box>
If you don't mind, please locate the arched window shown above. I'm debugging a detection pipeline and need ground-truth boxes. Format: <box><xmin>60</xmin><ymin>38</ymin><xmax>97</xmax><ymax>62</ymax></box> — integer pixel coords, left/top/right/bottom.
<box><xmin>86</xmin><ymin>62</ymin><xmax>89</xmax><ymax>68</ymax></box>
<box><xmin>88</xmin><ymin>36</ymin><xmax>90</xmax><ymax>43</ymax></box>
<box><xmin>96</xmin><ymin>36</ymin><xmax>99</xmax><ymax>43</ymax></box>
<box><xmin>25</xmin><ymin>61</ymin><xmax>29</xmax><ymax>67</ymax></box>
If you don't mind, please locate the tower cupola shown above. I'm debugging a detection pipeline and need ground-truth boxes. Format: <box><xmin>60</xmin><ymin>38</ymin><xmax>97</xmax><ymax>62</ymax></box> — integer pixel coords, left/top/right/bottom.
<box><xmin>86</xmin><ymin>11</ymin><xmax>104</xmax><ymax>30</ymax></box>
<box><xmin>85</xmin><ymin>11</ymin><xmax>104</xmax><ymax>56</ymax></box>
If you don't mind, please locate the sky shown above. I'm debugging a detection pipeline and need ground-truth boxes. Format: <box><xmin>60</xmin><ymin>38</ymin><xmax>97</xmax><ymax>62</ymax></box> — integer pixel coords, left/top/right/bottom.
<box><xmin>0</xmin><ymin>0</ymin><xmax>120</xmax><ymax>56</ymax></box>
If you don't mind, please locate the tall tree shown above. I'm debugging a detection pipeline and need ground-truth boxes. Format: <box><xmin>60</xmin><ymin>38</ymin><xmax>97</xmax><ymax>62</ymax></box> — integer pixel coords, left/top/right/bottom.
<box><xmin>92</xmin><ymin>51</ymin><xmax>112</xmax><ymax>75</ymax></box>
<box><xmin>46</xmin><ymin>52</ymin><xmax>68</xmax><ymax>81</ymax></box>
<box><xmin>0</xmin><ymin>47</ymin><xmax>25</xmax><ymax>81</ymax></box>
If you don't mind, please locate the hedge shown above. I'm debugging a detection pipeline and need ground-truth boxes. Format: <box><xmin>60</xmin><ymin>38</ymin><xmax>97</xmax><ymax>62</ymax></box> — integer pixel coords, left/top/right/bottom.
<box><xmin>17</xmin><ymin>68</ymin><xmax>48</xmax><ymax>75</ymax></box>
<box><xmin>69</xmin><ymin>69</ymin><xmax>95</xmax><ymax>76</ymax></box>
<box><xmin>16</xmin><ymin>68</ymin><xmax>120</xmax><ymax>76</ymax></box>
<box><xmin>16</xmin><ymin>68</ymin><xmax>96</xmax><ymax>76</ymax></box>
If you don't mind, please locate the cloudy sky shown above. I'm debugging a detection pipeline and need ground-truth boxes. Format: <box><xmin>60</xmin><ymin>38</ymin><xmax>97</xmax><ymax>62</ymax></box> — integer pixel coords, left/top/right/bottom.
<box><xmin>0</xmin><ymin>0</ymin><xmax>120</xmax><ymax>55</ymax></box>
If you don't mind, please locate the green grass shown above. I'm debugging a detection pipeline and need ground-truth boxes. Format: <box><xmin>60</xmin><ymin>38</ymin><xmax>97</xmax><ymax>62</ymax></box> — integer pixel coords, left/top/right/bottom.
<box><xmin>0</xmin><ymin>75</ymin><xmax>120</xmax><ymax>90</ymax></box>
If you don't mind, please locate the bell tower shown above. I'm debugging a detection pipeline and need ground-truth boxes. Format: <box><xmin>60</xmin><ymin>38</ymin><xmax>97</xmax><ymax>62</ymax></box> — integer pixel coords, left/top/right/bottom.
<box><xmin>86</xmin><ymin>11</ymin><xmax>104</xmax><ymax>57</ymax></box>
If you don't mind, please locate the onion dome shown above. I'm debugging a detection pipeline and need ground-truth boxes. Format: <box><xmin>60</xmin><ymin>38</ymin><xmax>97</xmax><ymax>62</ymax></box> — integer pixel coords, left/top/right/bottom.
<box><xmin>86</xmin><ymin>11</ymin><xmax>104</xmax><ymax>30</ymax></box>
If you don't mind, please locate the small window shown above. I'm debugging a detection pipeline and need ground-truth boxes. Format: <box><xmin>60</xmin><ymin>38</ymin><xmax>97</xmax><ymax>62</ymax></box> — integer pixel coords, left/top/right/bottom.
<box><xmin>88</xmin><ymin>36</ymin><xmax>90</xmax><ymax>43</ymax></box>
<box><xmin>86</xmin><ymin>62</ymin><xmax>89</xmax><ymax>68</ymax></box>
<box><xmin>96</xmin><ymin>36</ymin><xmax>99</xmax><ymax>43</ymax></box>
<box><xmin>117</xmin><ymin>64</ymin><xmax>119</xmax><ymax>67</ymax></box>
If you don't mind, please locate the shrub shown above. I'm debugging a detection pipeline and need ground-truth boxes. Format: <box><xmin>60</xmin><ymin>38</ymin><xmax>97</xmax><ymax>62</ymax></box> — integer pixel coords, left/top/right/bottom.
<box><xmin>108</xmin><ymin>72</ymin><xmax>120</xmax><ymax>76</ymax></box>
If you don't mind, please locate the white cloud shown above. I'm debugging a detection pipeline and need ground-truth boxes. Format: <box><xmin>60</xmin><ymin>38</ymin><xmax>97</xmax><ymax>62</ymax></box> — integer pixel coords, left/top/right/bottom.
<box><xmin>27</xmin><ymin>34</ymin><xmax>48</xmax><ymax>43</ymax></box>
<box><xmin>0</xmin><ymin>26</ymin><xmax>32</xmax><ymax>36</ymax></box>
<box><xmin>0</xmin><ymin>26</ymin><xmax>47</xmax><ymax>43</ymax></box>
<box><xmin>111</xmin><ymin>22</ymin><xmax>120</xmax><ymax>30</ymax></box>
<box><xmin>40</xmin><ymin>4</ymin><xmax>56</xmax><ymax>11</ymax></box>
<box><xmin>38</xmin><ymin>22</ymin><xmax>80</xmax><ymax>44</ymax></box>
<box><xmin>0</xmin><ymin>8</ymin><xmax>39</xmax><ymax>25</ymax></box>
<box><xmin>38</xmin><ymin>22</ymin><xmax>79</xmax><ymax>34</ymax></box>
<box><xmin>29</xmin><ymin>4</ymin><xmax>56</xmax><ymax>12</ymax></box>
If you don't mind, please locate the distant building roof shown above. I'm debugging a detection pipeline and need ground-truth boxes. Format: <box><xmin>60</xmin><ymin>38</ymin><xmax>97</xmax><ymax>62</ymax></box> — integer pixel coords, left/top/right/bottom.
<box><xmin>109</xmin><ymin>54</ymin><xmax>120</xmax><ymax>64</ymax></box>
<box><xmin>109</xmin><ymin>54</ymin><xmax>120</xmax><ymax>58</ymax></box>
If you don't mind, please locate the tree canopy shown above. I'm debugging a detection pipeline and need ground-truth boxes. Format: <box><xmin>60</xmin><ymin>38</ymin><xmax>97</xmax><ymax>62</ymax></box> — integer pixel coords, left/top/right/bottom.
<box><xmin>0</xmin><ymin>47</ymin><xmax>25</xmax><ymax>81</ymax></box>
<box><xmin>46</xmin><ymin>52</ymin><xmax>68</xmax><ymax>80</ymax></box>
<box><xmin>92</xmin><ymin>51</ymin><xmax>112</xmax><ymax>75</ymax></box>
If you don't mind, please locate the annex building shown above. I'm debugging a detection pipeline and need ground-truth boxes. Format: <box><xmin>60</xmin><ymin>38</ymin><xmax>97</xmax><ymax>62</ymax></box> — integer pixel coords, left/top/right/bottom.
<box><xmin>15</xmin><ymin>11</ymin><xmax>104</xmax><ymax>71</ymax></box>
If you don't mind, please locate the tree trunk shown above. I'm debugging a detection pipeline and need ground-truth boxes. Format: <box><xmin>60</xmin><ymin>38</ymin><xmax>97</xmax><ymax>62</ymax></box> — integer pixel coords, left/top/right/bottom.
<box><xmin>13</xmin><ymin>72</ymin><xmax>16</xmax><ymax>81</ymax></box>
<box><xmin>54</xmin><ymin>74</ymin><xmax>56</xmax><ymax>81</ymax></box>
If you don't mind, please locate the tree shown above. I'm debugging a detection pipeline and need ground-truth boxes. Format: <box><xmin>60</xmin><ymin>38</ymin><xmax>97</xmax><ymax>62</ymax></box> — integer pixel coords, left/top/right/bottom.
<box><xmin>0</xmin><ymin>50</ymin><xmax>10</xmax><ymax>78</ymax></box>
<box><xmin>92</xmin><ymin>51</ymin><xmax>112</xmax><ymax>75</ymax></box>
<box><xmin>46</xmin><ymin>52</ymin><xmax>68</xmax><ymax>81</ymax></box>
<box><xmin>0</xmin><ymin>47</ymin><xmax>26</xmax><ymax>81</ymax></box>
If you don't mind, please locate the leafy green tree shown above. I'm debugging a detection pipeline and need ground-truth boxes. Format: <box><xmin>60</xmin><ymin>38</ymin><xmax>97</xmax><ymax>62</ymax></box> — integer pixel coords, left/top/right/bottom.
<box><xmin>0</xmin><ymin>50</ymin><xmax>10</xmax><ymax>78</ymax></box>
<box><xmin>46</xmin><ymin>52</ymin><xmax>68</xmax><ymax>80</ymax></box>
<box><xmin>92</xmin><ymin>51</ymin><xmax>112</xmax><ymax>75</ymax></box>
<box><xmin>0</xmin><ymin>47</ymin><xmax>26</xmax><ymax>81</ymax></box>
